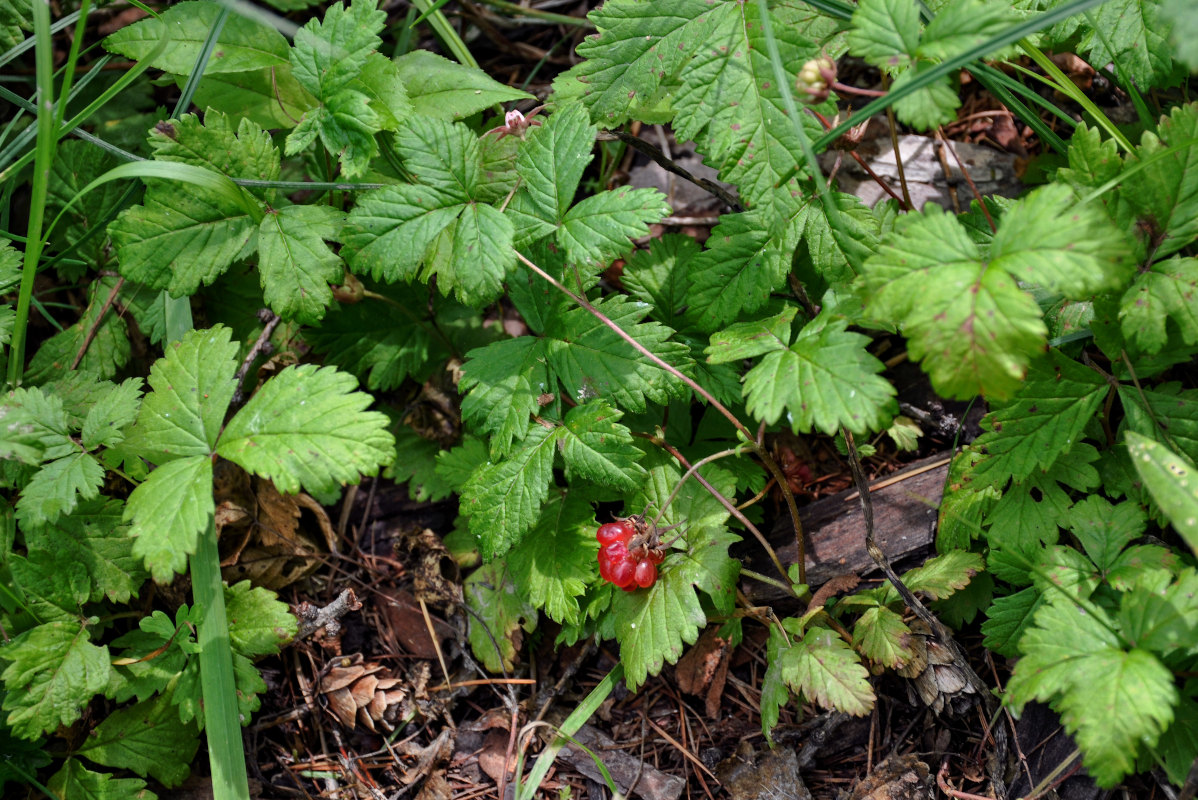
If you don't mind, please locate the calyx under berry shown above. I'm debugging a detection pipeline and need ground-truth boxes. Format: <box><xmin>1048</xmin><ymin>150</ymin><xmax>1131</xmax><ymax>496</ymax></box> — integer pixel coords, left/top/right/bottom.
<box><xmin>595</xmin><ymin>514</ymin><xmax>667</xmax><ymax>591</ymax></box>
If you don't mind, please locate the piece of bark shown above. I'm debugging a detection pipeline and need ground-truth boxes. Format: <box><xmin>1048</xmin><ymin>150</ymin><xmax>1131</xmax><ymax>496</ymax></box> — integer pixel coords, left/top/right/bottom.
<box><xmin>744</xmin><ymin>455</ymin><xmax>950</xmax><ymax>601</ymax></box>
<box><xmin>718</xmin><ymin>743</ymin><xmax>813</xmax><ymax>800</ymax></box>
<box><xmin>848</xmin><ymin>754</ymin><xmax>933</xmax><ymax>800</ymax></box>
<box><xmin>542</xmin><ymin>717</ymin><xmax>686</xmax><ymax>800</ymax></box>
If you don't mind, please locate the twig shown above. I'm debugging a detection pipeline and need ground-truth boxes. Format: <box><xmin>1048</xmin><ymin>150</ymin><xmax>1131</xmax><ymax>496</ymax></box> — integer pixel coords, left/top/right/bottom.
<box><xmin>598</xmin><ymin>130</ymin><xmax>744</xmax><ymax>212</ymax></box>
<box><xmin>937</xmin><ymin>758</ymin><xmax>996</xmax><ymax>800</ymax></box>
<box><xmin>231</xmin><ymin>309</ymin><xmax>281</xmax><ymax>406</ymax></box>
<box><xmin>294</xmin><ymin>589</ymin><xmax>361</xmax><ymax>641</ymax></box>
<box><xmin>70</xmin><ymin>277</ymin><xmax>125</xmax><ymax>370</ymax></box>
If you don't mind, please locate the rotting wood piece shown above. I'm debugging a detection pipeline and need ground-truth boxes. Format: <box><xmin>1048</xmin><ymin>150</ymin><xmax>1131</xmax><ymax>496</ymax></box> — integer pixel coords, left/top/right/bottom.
<box><xmin>743</xmin><ymin>454</ymin><xmax>951</xmax><ymax>601</ymax></box>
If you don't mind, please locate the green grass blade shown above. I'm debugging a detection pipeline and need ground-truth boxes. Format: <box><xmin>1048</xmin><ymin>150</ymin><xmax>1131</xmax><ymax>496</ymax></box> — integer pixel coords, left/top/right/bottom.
<box><xmin>814</xmin><ymin>0</ymin><xmax>1113</xmax><ymax>149</ymax></box>
<box><xmin>968</xmin><ymin>63</ymin><xmax>1070</xmax><ymax>155</ymax></box>
<box><xmin>408</xmin><ymin>0</ymin><xmax>478</xmax><ymax>68</ymax></box>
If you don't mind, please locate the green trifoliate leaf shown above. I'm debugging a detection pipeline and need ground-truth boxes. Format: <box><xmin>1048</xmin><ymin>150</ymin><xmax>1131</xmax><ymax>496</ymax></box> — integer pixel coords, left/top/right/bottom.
<box><xmin>1162</xmin><ymin>0</ymin><xmax>1198</xmax><ymax>70</ymax></box>
<box><xmin>397</xmin><ymin>115</ymin><xmax>483</xmax><ymax>201</ymax></box>
<box><xmin>188</xmin><ymin>66</ymin><xmax>316</xmax><ymax>130</ymax></box>
<box><xmin>24</xmin><ymin>499</ymin><xmax>144</xmax><ymax>605</ymax></box>
<box><xmin>102</xmin><ymin>0</ymin><xmax>289</xmax><ymax>74</ymax></box>
<box><xmin>916</xmin><ymin>0</ymin><xmax>1016</xmax><ymax>61</ymax></box>
<box><xmin>290</xmin><ymin>0</ymin><xmax>384</xmax><ymax>97</ymax></box>
<box><xmin>77</xmin><ymin>692</ymin><xmax>199</xmax><ymax>787</ymax></box>
<box><xmin>558</xmin><ymin>401</ymin><xmax>645</xmax><ymax>491</ymax></box>
<box><xmin>394</xmin><ymin>50</ymin><xmax>534</xmax><ymax>121</ymax></box>
<box><xmin>8</xmin><ymin>549</ymin><xmax>90</xmax><ymax>623</ymax></box>
<box><xmin>126</xmin><ymin>456</ymin><xmax>214</xmax><ymax>583</ymax></box>
<box><xmin>110</xmin><ymin>113</ymin><xmax>274</xmax><ymax>296</ymax></box>
<box><xmin>49</xmin><ymin>759</ymin><xmax>156</xmax><ymax>800</ymax></box>
<box><xmin>847</xmin><ymin>0</ymin><xmax>920</xmax><ymax>72</ymax></box>
<box><xmin>967</xmin><ymin>349</ymin><xmax>1107</xmax><ymax>488</ymax></box>
<box><xmin>706</xmin><ymin>306</ymin><xmax>796</xmax><ymax>364</ymax></box>
<box><xmin>687</xmin><ymin>209</ymin><xmax>787</xmax><ymax>331</ymax></box>
<box><xmin>217</xmin><ymin>364</ymin><xmax>395</xmax><ymax>497</ymax></box>
<box><xmin>777</xmin><ymin>624</ymin><xmax>874</xmax><ymax>715</ymax></box>
<box><xmin>385</xmin><ymin>425</ymin><xmax>451</xmax><ymax>502</ymax></box>
<box><xmin>981</xmin><ymin>585</ymin><xmax>1044</xmax><ymax>658</ymax></box>
<box><xmin>26</xmin><ymin>279</ymin><xmax>131</xmax><ymax>384</ymax></box>
<box><xmin>1120</xmin><ymin>383</ymin><xmax>1198</xmax><ymax>464</ymax></box>
<box><xmin>434</xmin><ymin>436</ymin><xmax>489</xmax><ymax>494</ymax></box>
<box><xmin>889</xmin><ymin>61</ymin><xmax>961</xmax><ymax>130</ymax></box>
<box><xmin>1123</xmin><ymin>104</ymin><xmax>1198</xmax><ymax>259</ymax></box>
<box><xmin>559</xmin><ymin>187</ymin><xmax>669</xmax><ymax>268</ymax></box>
<box><xmin>460</xmin><ymin>423</ymin><xmax>557</xmax><ymax>560</ymax></box>
<box><xmin>1078</xmin><ymin>0</ymin><xmax>1174</xmax><ymax>91</ymax></box>
<box><xmin>287</xmin><ymin>88</ymin><xmax>379</xmax><ymax>178</ymax></box>
<box><xmin>1067</xmin><ymin>496</ymin><xmax>1148</xmax><ymax>576</ymax></box>
<box><xmin>109</xmin><ymin>608</ymin><xmax>199</xmax><ymax>704</ymax></box>
<box><xmin>984</xmin><ymin>443</ymin><xmax>1099</xmax><ymax>551</ymax></box>
<box><xmin>0</xmin><ymin>619</ymin><xmax>110</xmax><ymax>739</ymax></box>
<box><xmin>46</xmin><ymin>142</ymin><xmax>128</xmax><ymax>271</ymax></box>
<box><xmin>353</xmin><ymin>53</ymin><xmax>411</xmax><ymax>131</ymax></box>
<box><xmin>15</xmin><ymin>452</ymin><xmax>105</xmax><ymax>527</ymax></box>
<box><xmin>460</xmin><ymin>337</ymin><xmax>551</xmax><ymax>455</ymax></box>
<box><xmin>342</xmin><ymin>185</ymin><xmax>466</xmax><ymax>280</ymax></box>
<box><xmin>306</xmin><ymin>289</ymin><xmax>435</xmax><ymax>391</ymax></box>
<box><xmin>897</xmin><ymin>550</ymin><xmax>984</xmax><ymax>600</ymax></box>
<box><xmin>80</xmin><ymin>378</ymin><xmax>142</xmax><ymax>450</ymax></box>
<box><xmin>225</xmin><ymin>580</ymin><xmax>296</xmax><ymax>657</ymax></box>
<box><xmin>123</xmin><ymin>326</ymin><xmax>239</xmax><ymax>461</ymax></box>
<box><xmin>464</xmin><ymin>560</ymin><xmax>535</xmax><ymax>673</ymax></box>
<box><xmin>853</xmin><ymin>606</ymin><xmax>914</xmax><ymax>669</ymax></box>
<box><xmin>1119</xmin><ymin>568</ymin><xmax>1198</xmax><ymax>655</ymax></box>
<box><xmin>1126</xmin><ymin>431</ymin><xmax>1198</xmax><ymax>556</ymax></box>
<box><xmin>544</xmin><ymin>295</ymin><xmax>692</xmax><ymax>411</ymax></box>
<box><xmin>1011</xmin><ymin>596</ymin><xmax>1176</xmax><ymax>788</ymax></box>
<box><xmin>507</xmin><ymin>490</ymin><xmax>598</xmax><ymax>626</ymax></box>
<box><xmin>257</xmin><ymin>204</ymin><xmax>344</xmax><ymax>324</ymax></box>
<box><xmin>861</xmin><ymin>204</ymin><xmax>1044</xmax><ymax>399</ymax></box>
<box><xmin>743</xmin><ymin>312</ymin><xmax>896</xmax><ymax>435</ymax></box>
<box><xmin>511</xmin><ymin>102</ymin><xmax>595</xmax><ymax>226</ymax></box>
<box><xmin>1119</xmin><ymin>257</ymin><xmax>1198</xmax><ymax>354</ymax></box>
<box><xmin>621</xmin><ymin>234</ymin><xmax>700</xmax><ymax>329</ymax></box>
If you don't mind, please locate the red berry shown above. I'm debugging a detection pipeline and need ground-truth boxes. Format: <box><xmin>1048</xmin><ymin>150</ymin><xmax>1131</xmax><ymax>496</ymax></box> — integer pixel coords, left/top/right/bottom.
<box><xmin>645</xmin><ymin>547</ymin><xmax>665</xmax><ymax>565</ymax></box>
<box><xmin>597</xmin><ymin>521</ymin><xmax>634</xmax><ymax>546</ymax></box>
<box><xmin>609</xmin><ymin>558</ymin><xmax>635</xmax><ymax>588</ymax></box>
<box><xmin>633</xmin><ymin>559</ymin><xmax>657</xmax><ymax>588</ymax></box>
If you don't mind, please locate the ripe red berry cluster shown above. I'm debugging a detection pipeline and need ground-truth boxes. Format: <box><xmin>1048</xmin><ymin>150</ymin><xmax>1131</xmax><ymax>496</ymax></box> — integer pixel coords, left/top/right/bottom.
<box><xmin>596</xmin><ymin>518</ymin><xmax>664</xmax><ymax>591</ymax></box>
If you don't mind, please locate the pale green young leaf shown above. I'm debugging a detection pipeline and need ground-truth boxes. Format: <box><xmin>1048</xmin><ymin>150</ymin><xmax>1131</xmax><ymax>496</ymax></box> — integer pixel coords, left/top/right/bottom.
<box><xmin>687</xmin><ymin>209</ymin><xmax>787</xmax><ymax>331</ymax></box>
<box><xmin>610</xmin><ymin>522</ymin><xmax>741</xmax><ymax>690</ymax></box>
<box><xmin>916</xmin><ymin>0</ymin><xmax>1016</xmax><ymax>61</ymax></box>
<box><xmin>1126</xmin><ymin>431</ymin><xmax>1198</xmax><ymax>555</ymax></box>
<box><xmin>459</xmin><ymin>337</ymin><xmax>551</xmax><ymax>455</ymax></box>
<box><xmin>1067</xmin><ymin>496</ymin><xmax>1148</xmax><ymax>575</ymax></box>
<box><xmin>24</xmin><ymin>499</ymin><xmax>144</xmax><ymax>604</ymax></box>
<box><xmin>1119</xmin><ymin>569</ymin><xmax>1198</xmax><ymax>655</ymax></box>
<box><xmin>16</xmin><ymin>452</ymin><xmax>105</xmax><ymax>527</ymax></box>
<box><xmin>847</xmin><ymin>0</ymin><xmax>920</xmax><ymax>71</ymax></box>
<box><xmin>258</xmin><ymin>204</ymin><xmax>344</xmax><ymax>325</ymax></box>
<box><xmin>862</xmin><ymin>204</ymin><xmax>1045</xmax><ymax>399</ymax></box>
<box><xmin>506</xmin><ymin>490</ymin><xmax>598</xmax><ymax>626</ymax></box>
<box><xmin>459</xmin><ymin>424</ymin><xmax>558</xmax><ymax>560</ymax></box>
<box><xmin>353</xmin><ymin>53</ymin><xmax>411</xmax><ymax>131</ymax></box>
<box><xmin>1123</xmin><ymin>104</ymin><xmax>1198</xmax><ymax>260</ymax></box>
<box><xmin>778</xmin><ymin>625</ymin><xmax>874</xmax><ymax>715</ymax></box>
<box><xmin>217</xmin><ymin>364</ymin><xmax>395</xmax><ymax>497</ymax></box>
<box><xmin>513</xmin><ymin>103</ymin><xmax>595</xmax><ymax>225</ymax></box>
<box><xmin>394</xmin><ymin>50</ymin><xmax>534</xmax><ymax>121</ymax></box>
<box><xmin>1119</xmin><ymin>257</ymin><xmax>1198</xmax><ymax>354</ymax></box>
<box><xmin>705</xmin><ymin>306</ymin><xmax>796</xmax><ymax>364</ymax></box>
<box><xmin>464</xmin><ymin>561</ymin><xmax>535</xmax><ymax>673</ymax></box>
<box><xmin>306</xmin><ymin>292</ymin><xmax>434</xmax><ymax>392</ymax></box>
<box><xmin>621</xmin><ymin>234</ymin><xmax>700</xmax><ymax>329</ymax></box>
<box><xmin>544</xmin><ymin>295</ymin><xmax>693</xmax><ymax>412</ymax></box>
<box><xmin>890</xmin><ymin>62</ymin><xmax>961</xmax><ymax>129</ymax></box>
<box><xmin>122</xmin><ymin>326</ymin><xmax>239</xmax><ymax>461</ymax></box>
<box><xmin>967</xmin><ymin>350</ymin><xmax>1107</xmax><ymax>487</ymax></box>
<box><xmin>563</xmin><ymin>0</ymin><xmax>709</xmax><ymax>126</ymax></box>
<box><xmin>743</xmin><ymin>313</ymin><xmax>896</xmax><ymax>435</ymax></box>
<box><xmin>76</xmin><ymin>692</ymin><xmax>199</xmax><ymax>787</ymax></box>
<box><xmin>290</xmin><ymin>0</ymin><xmax>385</xmax><ymax>97</ymax></box>
<box><xmin>225</xmin><ymin>580</ymin><xmax>297</xmax><ymax>657</ymax></box>
<box><xmin>989</xmin><ymin>184</ymin><xmax>1133</xmax><ymax>295</ymax></box>
<box><xmin>0</xmin><ymin>620</ymin><xmax>110</xmax><ymax>739</ymax></box>
<box><xmin>853</xmin><ymin>606</ymin><xmax>914</xmax><ymax>669</ymax></box>
<box><xmin>80</xmin><ymin>378</ymin><xmax>142</xmax><ymax>451</ymax></box>
<box><xmin>980</xmin><ymin>586</ymin><xmax>1044</xmax><ymax>658</ymax></box>
<box><xmin>558</xmin><ymin>187</ymin><xmax>669</xmax><ymax>268</ymax></box>
<box><xmin>125</xmin><ymin>456</ymin><xmax>214</xmax><ymax>583</ymax></box>
<box><xmin>1005</xmin><ymin>595</ymin><xmax>1123</xmax><ymax>707</ymax></box>
<box><xmin>102</xmin><ymin>0</ymin><xmax>289</xmax><ymax>74</ymax></box>
<box><xmin>286</xmin><ymin>88</ymin><xmax>380</xmax><ymax>178</ymax></box>
<box><xmin>668</xmin><ymin>2</ymin><xmax>823</xmax><ymax>212</ymax></box>
<box><xmin>558</xmin><ymin>401</ymin><xmax>645</xmax><ymax>491</ymax></box>
<box><xmin>49</xmin><ymin>759</ymin><xmax>156</xmax><ymax>800</ymax></box>
<box><xmin>1119</xmin><ymin>383</ymin><xmax>1198</xmax><ymax>464</ymax></box>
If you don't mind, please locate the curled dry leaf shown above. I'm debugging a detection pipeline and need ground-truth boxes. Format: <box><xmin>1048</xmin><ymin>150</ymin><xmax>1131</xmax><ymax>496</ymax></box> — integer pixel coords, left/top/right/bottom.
<box><xmin>319</xmin><ymin>653</ymin><xmax>414</xmax><ymax>732</ymax></box>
